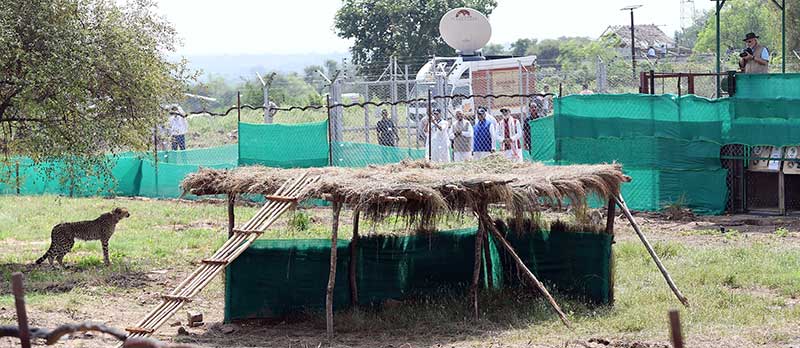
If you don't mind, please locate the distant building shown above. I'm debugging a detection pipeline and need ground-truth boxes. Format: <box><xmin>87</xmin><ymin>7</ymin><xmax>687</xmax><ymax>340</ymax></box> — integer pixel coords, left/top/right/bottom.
<box><xmin>600</xmin><ymin>24</ymin><xmax>676</xmax><ymax>58</ymax></box>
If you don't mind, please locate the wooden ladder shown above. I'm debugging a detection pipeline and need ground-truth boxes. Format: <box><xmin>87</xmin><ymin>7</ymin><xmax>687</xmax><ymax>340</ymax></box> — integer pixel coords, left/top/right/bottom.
<box><xmin>122</xmin><ymin>172</ymin><xmax>319</xmax><ymax>342</ymax></box>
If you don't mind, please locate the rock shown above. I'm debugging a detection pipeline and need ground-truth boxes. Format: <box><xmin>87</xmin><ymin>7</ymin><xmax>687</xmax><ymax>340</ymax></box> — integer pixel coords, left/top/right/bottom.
<box><xmin>220</xmin><ymin>324</ymin><xmax>240</xmax><ymax>335</ymax></box>
<box><xmin>177</xmin><ymin>326</ymin><xmax>189</xmax><ymax>335</ymax></box>
<box><xmin>187</xmin><ymin>310</ymin><xmax>203</xmax><ymax>327</ymax></box>
<box><xmin>169</xmin><ymin>320</ymin><xmax>182</xmax><ymax>327</ymax></box>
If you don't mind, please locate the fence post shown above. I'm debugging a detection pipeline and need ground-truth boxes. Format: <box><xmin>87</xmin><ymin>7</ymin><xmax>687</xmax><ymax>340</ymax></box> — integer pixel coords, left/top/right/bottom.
<box><xmin>649</xmin><ymin>70</ymin><xmax>656</xmax><ymax>95</ymax></box>
<box><xmin>330</xmin><ymin>79</ymin><xmax>343</xmax><ymax>143</ymax></box>
<box><xmin>326</xmin><ymin>95</ymin><xmax>334</xmax><ymax>166</ymax></box>
<box><xmin>668</xmin><ymin>310</ymin><xmax>684</xmax><ymax>348</ymax></box>
<box><xmin>427</xmin><ymin>89</ymin><xmax>432</xmax><ymax>161</ymax></box>
<box><xmin>597</xmin><ymin>56</ymin><xmax>608</xmax><ymax>93</ymax></box>
<box><xmin>391</xmin><ymin>57</ymin><xmax>399</xmax><ymax>126</ymax></box>
<box><xmin>12</xmin><ymin>273</ymin><xmax>31</xmax><ymax>348</ymax></box>
<box><xmin>404</xmin><ymin>65</ymin><xmax>412</xmax><ymax>148</ymax></box>
<box><xmin>364</xmin><ymin>83</ymin><xmax>370</xmax><ymax>143</ymax></box>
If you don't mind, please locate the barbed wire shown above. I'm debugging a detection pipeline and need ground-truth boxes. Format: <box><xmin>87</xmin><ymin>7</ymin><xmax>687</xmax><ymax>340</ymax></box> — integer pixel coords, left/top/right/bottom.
<box><xmin>185</xmin><ymin>92</ymin><xmax>555</xmax><ymax>117</ymax></box>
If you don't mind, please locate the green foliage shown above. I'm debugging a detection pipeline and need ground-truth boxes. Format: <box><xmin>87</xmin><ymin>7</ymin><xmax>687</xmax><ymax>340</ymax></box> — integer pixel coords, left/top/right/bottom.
<box><xmin>0</xmin><ymin>0</ymin><xmax>192</xmax><ymax>181</ymax></box>
<box><xmin>482</xmin><ymin>43</ymin><xmax>507</xmax><ymax>55</ymax></box>
<box><xmin>0</xmin><ymin>0</ymin><xmax>191</xmax><ymax>155</ymax></box>
<box><xmin>510</xmin><ymin>38</ymin><xmax>535</xmax><ymax>57</ymax></box>
<box><xmin>334</xmin><ymin>0</ymin><xmax>498</xmax><ymax>74</ymax></box>
<box><xmin>694</xmin><ymin>0</ymin><xmax>781</xmax><ymax>66</ymax></box>
<box><xmin>288</xmin><ymin>210</ymin><xmax>312</xmax><ymax>231</ymax></box>
<box><xmin>775</xmin><ymin>227</ymin><xmax>789</xmax><ymax>238</ymax></box>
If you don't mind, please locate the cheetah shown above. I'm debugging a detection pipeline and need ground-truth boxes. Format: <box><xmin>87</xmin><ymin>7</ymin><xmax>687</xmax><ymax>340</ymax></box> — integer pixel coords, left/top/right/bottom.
<box><xmin>35</xmin><ymin>207</ymin><xmax>130</xmax><ymax>267</ymax></box>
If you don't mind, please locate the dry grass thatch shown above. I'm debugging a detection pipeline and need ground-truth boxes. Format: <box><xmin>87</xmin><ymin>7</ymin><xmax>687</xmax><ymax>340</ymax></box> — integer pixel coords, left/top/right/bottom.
<box><xmin>181</xmin><ymin>155</ymin><xmax>629</xmax><ymax>228</ymax></box>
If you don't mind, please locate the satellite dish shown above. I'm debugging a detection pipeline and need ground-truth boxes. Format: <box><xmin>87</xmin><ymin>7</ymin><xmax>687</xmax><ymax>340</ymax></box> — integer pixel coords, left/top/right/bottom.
<box><xmin>439</xmin><ymin>7</ymin><xmax>492</xmax><ymax>55</ymax></box>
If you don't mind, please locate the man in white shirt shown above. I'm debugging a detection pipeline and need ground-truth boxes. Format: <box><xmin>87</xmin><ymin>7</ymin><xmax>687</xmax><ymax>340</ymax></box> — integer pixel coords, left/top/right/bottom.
<box><xmin>496</xmin><ymin>108</ymin><xmax>523</xmax><ymax>163</ymax></box>
<box><xmin>449</xmin><ymin>111</ymin><xmax>473</xmax><ymax>162</ymax></box>
<box><xmin>168</xmin><ymin>106</ymin><xmax>188</xmax><ymax>150</ymax></box>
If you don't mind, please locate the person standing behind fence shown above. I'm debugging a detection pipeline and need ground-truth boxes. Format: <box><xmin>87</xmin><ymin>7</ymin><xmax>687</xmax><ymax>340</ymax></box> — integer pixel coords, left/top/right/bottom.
<box><xmin>472</xmin><ymin>107</ymin><xmax>496</xmax><ymax>160</ymax></box>
<box><xmin>496</xmin><ymin>108</ymin><xmax>523</xmax><ymax>163</ymax></box>
<box><xmin>579</xmin><ymin>83</ymin><xmax>594</xmax><ymax>95</ymax></box>
<box><xmin>168</xmin><ymin>106</ymin><xmax>188</xmax><ymax>151</ymax></box>
<box><xmin>541</xmin><ymin>85</ymin><xmax>553</xmax><ymax>116</ymax></box>
<box><xmin>376</xmin><ymin>109</ymin><xmax>398</xmax><ymax>147</ymax></box>
<box><xmin>739</xmin><ymin>32</ymin><xmax>769</xmax><ymax>74</ymax></box>
<box><xmin>450</xmin><ymin>111</ymin><xmax>473</xmax><ymax>162</ymax></box>
<box><xmin>424</xmin><ymin>109</ymin><xmax>451</xmax><ymax>163</ymax></box>
<box><xmin>523</xmin><ymin>101</ymin><xmax>537</xmax><ymax>152</ymax></box>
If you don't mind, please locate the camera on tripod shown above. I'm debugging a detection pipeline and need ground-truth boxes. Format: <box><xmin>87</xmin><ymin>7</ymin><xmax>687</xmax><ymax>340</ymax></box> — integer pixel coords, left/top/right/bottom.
<box><xmin>739</xmin><ymin>47</ymin><xmax>754</xmax><ymax>58</ymax></box>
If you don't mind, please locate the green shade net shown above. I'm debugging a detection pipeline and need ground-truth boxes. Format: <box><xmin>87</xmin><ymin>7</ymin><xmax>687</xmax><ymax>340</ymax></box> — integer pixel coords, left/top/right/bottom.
<box><xmin>529</xmin><ymin>116</ymin><xmax>555</xmax><ymax>162</ymax></box>
<box><xmin>238</xmin><ymin>121</ymin><xmax>330</xmax><ymax>168</ymax></box>
<box><xmin>553</xmin><ymin>93</ymin><xmax>731</xmax><ymax>213</ymax></box>
<box><xmin>332</xmin><ymin>142</ymin><xmax>425</xmax><ymax>167</ymax></box>
<box><xmin>224</xmin><ymin>227</ymin><xmax>613</xmax><ymax>321</ymax></box>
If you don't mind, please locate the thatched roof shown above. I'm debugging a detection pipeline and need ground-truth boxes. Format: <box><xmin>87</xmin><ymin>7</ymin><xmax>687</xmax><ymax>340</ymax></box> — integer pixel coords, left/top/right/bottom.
<box><xmin>182</xmin><ymin>156</ymin><xmax>629</xmax><ymax>228</ymax></box>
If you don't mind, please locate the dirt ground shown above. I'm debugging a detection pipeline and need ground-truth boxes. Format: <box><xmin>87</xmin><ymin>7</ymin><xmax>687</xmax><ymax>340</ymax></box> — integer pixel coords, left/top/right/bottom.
<box><xmin>2</xmin><ymin>205</ymin><xmax>799</xmax><ymax>348</ymax></box>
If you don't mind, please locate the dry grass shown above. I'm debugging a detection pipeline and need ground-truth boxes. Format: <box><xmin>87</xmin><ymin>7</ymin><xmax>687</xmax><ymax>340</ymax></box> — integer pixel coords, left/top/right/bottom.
<box><xmin>182</xmin><ymin>156</ymin><xmax>628</xmax><ymax>229</ymax></box>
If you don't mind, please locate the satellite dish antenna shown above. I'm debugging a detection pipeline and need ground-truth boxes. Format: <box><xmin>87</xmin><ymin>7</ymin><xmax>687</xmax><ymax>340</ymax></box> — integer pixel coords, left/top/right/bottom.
<box><xmin>439</xmin><ymin>7</ymin><xmax>492</xmax><ymax>56</ymax></box>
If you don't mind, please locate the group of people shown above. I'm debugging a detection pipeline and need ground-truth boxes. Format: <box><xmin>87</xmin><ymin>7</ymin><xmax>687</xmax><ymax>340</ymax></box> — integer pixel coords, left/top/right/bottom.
<box><xmin>419</xmin><ymin>105</ymin><xmax>538</xmax><ymax>164</ymax></box>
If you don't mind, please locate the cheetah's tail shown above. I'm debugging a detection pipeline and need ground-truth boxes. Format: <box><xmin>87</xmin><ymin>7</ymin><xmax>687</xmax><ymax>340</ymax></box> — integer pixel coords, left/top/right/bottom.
<box><xmin>35</xmin><ymin>247</ymin><xmax>51</xmax><ymax>264</ymax></box>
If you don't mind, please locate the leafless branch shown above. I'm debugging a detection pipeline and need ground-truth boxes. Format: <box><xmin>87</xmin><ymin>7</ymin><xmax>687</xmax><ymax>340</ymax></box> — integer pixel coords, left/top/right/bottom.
<box><xmin>0</xmin><ymin>322</ymin><xmax>194</xmax><ymax>347</ymax></box>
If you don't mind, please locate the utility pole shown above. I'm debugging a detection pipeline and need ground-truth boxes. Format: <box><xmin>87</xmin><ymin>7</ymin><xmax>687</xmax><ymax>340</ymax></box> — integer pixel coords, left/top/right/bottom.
<box><xmin>622</xmin><ymin>5</ymin><xmax>643</xmax><ymax>82</ymax></box>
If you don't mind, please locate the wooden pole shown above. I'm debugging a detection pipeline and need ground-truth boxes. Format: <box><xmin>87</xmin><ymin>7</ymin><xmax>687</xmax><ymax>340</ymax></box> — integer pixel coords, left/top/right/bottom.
<box><xmin>349</xmin><ymin>210</ymin><xmax>360</xmax><ymax>306</ymax></box>
<box><xmin>481</xmin><ymin>213</ymin><xmax>571</xmax><ymax>327</ymax></box>
<box><xmin>614</xmin><ymin>195</ymin><xmax>689</xmax><ymax>307</ymax></box>
<box><xmin>12</xmin><ymin>272</ymin><xmax>31</xmax><ymax>348</ymax></box>
<box><xmin>326</xmin><ymin>201</ymin><xmax>342</xmax><ymax>337</ymax></box>
<box><xmin>606</xmin><ymin>198</ymin><xmax>616</xmax><ymax>304</ymax></box>
<box><xmin>669</xmin><ymin>310</ymin><xmax>684</xmax><ymax>348</ymax></box>
<box><xmin>227</xmin><ymin>194</ymin><xmax>235</xmax><ymax>238</ymax></box>
<box><xmin>471</xmin><ymin>221</ymin><xmax>486</xmax><ymax>319</ymax></box>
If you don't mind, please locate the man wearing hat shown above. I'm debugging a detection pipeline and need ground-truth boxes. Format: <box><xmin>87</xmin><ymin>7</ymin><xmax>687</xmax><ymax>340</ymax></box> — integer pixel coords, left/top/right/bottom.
<box><xmin>168</xmin><ymin>105</ymin><xmax>189</xmax><ymax>150</ymax></box>
<box><xmin>739</xmin><ymin>32</ymin><xmax>769</xmax><ymax>74</ymax></box>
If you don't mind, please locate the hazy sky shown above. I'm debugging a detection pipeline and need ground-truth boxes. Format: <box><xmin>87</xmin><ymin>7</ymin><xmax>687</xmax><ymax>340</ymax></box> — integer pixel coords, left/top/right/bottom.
<box><xmin>151</xmin><ymin>0</ymin><xmax>714</xmax><ymax>56</ymax></box>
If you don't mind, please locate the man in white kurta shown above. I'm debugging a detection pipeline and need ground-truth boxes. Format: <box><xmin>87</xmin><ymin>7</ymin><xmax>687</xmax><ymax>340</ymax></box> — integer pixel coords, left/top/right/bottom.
<box><xmin>449</xmin><ymin>111</ymin><xmax>473</xmax><ymax>162</ymax></box>
<box><xmin>424</xmin><ymin>109</ymin><xmax>451</xmax><ymax>163</ymax></box>
<box><xmin>496</xmin><ymin>108</ymin><xmax>524</xmax><ymax>163</ymax></box>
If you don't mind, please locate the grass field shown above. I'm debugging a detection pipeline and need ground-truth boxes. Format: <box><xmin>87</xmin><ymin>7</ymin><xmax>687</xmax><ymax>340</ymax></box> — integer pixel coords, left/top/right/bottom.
<box><xmin>1</xmin><ymin>195</ymin><xmax>799</xmax><ymax>347</ymax></box>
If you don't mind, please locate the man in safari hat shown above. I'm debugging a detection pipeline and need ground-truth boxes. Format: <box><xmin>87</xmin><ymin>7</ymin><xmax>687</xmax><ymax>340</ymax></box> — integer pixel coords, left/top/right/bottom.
<box><xmin>739</xmin><ymin>32</ymin><xmax>769</xmax><ymax>74</ymax></box>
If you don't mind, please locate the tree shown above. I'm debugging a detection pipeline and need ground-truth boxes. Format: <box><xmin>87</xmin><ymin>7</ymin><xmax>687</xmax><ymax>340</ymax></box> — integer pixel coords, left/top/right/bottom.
<box><xmin>482</xmin><ymin>43</ymin><xmax>507</xmax><ymax>55</ymax></box>
<box><xmin>510</xmin><ymin>38</ymin><xmax>535</xmax><ymax>57</ymax></box>
<box><xmin>0</xmin><ymin>0</ymin><xmax>190</xmax><ymax>166</ymax></box>
<box><xmin>675</xmin><ymin>10</ymin><xmax>712</xmax><ymax>51</ymax></box>
<box><xmin>694</xmin><ymin>0</ymin><xmax>780</xmax><ymax>65</ymax></box>
<box><xmin>334</xmin><ymin>0</ymin><xmax>498</xmax><ymax>74</ymax></box>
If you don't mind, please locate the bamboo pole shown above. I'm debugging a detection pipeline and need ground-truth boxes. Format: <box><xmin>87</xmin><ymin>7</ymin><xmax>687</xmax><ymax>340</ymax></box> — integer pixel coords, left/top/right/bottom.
<box><xmin>471</xmin><ymin>223</ymin><xmax>486</xmax><ymax>319</ymax></box>
<box><xmin>481</xmin><ymin>213</ymin><xmax>571</xmax><ymax>327</ymax></box>
<box><xmin>482</xmin><ymin>230</ymin><xmax>494</xmax><ymax>289</ymax></box>
<box><xmin>326</xmin><ymin>201</ymin><xmax>342</xmax><ymax>337</ymax></box>
<box><xmin>614</xmin><ymin>194</ymin><xmax>689</xmax><ymax>307</ymax></box>
<box><xmin>349</xmin><ymin>210</ymin><xmax>360</xmax><ymax>306</ymax></box>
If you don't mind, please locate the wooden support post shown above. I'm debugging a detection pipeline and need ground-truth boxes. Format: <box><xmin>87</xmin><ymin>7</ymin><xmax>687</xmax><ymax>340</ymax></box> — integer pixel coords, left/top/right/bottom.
<box><xmin>779</xmin><ymin>166</ymin><xmax>786</xmax><ymax>215</ymax></box>
<box><xmin>349</xmin><ymin>210</ymin><xmax>360</xmax><ymax>307</ymax></box>
<box><xmin>227</xmin><ymin>194</ymin><xmax>236</xmax><ymax>238</ymax></box>
<box><xmin>12</xmin><ymin>273</ymin><xmax>31</xmax><ymax>348</ymax></box>
<box><xmin>471</xmin><ymin>219</ymin><xmax>486</xmax><ymax>319</ymax></box>
<box><xmin>481</xmin><ymin>213</ymin><xmax>571</xmax><ymax>327</ymax></box>
<box><xmin>326</xmin><ymin>201</ymin><xmax>342</xmax><ymax>338</ymax></box>
<box><xmin>614</xmin><ymin>195</ymin><xmax>690</xmax><ymax>307</ymax></box>
<box><xmin>605</xmin><ymin>198</ymin><xmax>616</xmax><ymax>235</ymax></box>
<box><xmin>669</xmin><ymin>310</ymin><xmax>684</xmax><ymax>348</ymax></box>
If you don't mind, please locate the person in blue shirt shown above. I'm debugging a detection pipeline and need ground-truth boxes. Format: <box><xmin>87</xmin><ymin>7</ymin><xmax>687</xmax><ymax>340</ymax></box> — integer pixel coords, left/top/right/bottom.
<box><xmin>472</xmin><ymin>107</ymin><xmax>497</xmax><ymax>160</ymax></box>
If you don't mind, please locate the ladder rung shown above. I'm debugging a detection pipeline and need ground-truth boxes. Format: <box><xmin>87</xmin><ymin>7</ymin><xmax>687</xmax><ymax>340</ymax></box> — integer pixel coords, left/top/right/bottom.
<box><xmin>265</xmin><ymin>194</ymin><xmax>299</xmax><ymax>203</ymax></box>
<box><xmin>161</xmin><ymin>294</ymin><xmax>192</xmax><ymax>302</ymax></box>
<box><xmin>233</xmin><ymin>229</ymin><xmax>263</xmax><ymax>235</ymax></box>
<box><xmin>125</xmin><ymin>326</ymin><xmax>155</xmax><ymax>334</ymax></box>
<box><xmin>201</xmin><ymin>258</ymin><xmax>229</xmax><ymax>265</ymax></box>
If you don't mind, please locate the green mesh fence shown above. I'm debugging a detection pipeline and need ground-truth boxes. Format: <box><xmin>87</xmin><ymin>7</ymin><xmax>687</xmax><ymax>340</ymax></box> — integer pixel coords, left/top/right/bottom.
<box><xmin>331</xmin><ymin>142</ymin><xmax>425</xmax><ymax>167</ymax></box>
<box><xmin>224</xmin><ymin>227</ymin><xmax>612</xmax><ymax>321</ymax></box>
<box><xmin>529</xmin><ymin>116</ymin><xmax>555</xmax><ymax>162</ymax></box>
<box><xmin>238</xmin><ymin>121</ymin><xmax>329</xmax><ymax>168</ymax></box>
<box><xmin>552</xmin><ymin>94</ymin><xmax>732</xmax><ymax>213</ymax></box>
